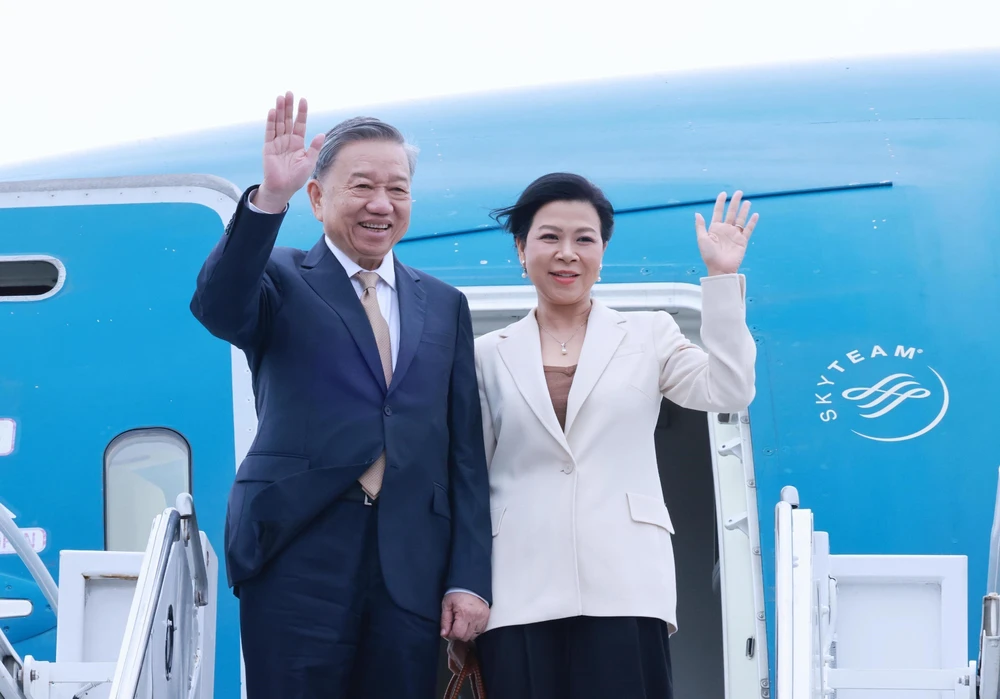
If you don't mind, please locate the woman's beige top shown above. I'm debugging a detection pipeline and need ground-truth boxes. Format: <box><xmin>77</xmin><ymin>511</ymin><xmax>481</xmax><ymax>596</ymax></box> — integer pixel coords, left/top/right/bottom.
<box><xmin>543</xmin><ymin>365</ymin><xmax>577</xmax><ymax>430</ymax></box>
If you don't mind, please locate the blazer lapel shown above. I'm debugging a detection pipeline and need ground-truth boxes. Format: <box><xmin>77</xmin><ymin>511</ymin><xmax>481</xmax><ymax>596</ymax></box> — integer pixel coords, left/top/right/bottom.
<box><xmin>300</xmin><ymin>237</ymin><xmax>386</xmax><ymax>389</ymax></box>
<box><xmin>563</xmin><ymin>300</ymin><xmax>626</xmax><ymax>435</ymax></box>
<box><xmin>388</xmin><ymin>260</ymin><xmax>426</xmax><ymax>395</ymax></box>
<box><xmin>497</xmin><ymin>311</ymin><xmax>572</xmax><ymax>456</ymax></box>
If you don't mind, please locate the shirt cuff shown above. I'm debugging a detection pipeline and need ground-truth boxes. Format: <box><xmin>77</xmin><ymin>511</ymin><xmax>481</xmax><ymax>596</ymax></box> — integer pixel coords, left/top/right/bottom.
<box><xmin>247</xmin><ymin>187</ymin><xmax>289</xmax><ymax>215</ymax></box>
<box><xmin>445</xmin><ymin>588</ymin><xmax>489</xmax><ymax>606</ymax></box>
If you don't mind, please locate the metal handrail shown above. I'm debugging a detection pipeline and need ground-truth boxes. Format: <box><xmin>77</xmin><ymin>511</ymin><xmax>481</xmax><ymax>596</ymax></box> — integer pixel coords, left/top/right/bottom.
<box><xmin>979</xmin><ymin>466</ymin><xmax>1000</xmax><ymax>699</ymax></box>
<box><xmin>0</xmin><ymin>620</ymin><xmax>27</xmax><ymax>699</ymax></box>
<box><xmin>108</xmin><ymin>508</ymin><xmax>180</xmax><ymax>699</ymax></box>
<box><xmin>0</xmin><ymin>501</ymin><xmax>58</xmax><ymax>615</ymax></box>
<box><xmin>108</xmin><ymin>492</ymin><xmax>209</xmax><ymax>699</ymax></box>
<box><xmin>175</xmin><ymin>493</ymin><xmax>209</xmax><ymax>607</ymax></box>
<box><xmin>775</xmin><ymin>487</ymin><xmax>799</xmax><ymax>699</ymax></box>
<box><xmin>987</xmin><ymin>466</ymin><xmax>1000</xmax><ymax>595</ymax></box>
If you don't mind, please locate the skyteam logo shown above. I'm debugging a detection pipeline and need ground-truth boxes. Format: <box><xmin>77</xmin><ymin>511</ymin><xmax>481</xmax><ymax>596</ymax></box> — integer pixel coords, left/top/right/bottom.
<box><xmin>816</xmin><ymin>344</ymin><xmax>949</xmax><ymax>442</ymax></box>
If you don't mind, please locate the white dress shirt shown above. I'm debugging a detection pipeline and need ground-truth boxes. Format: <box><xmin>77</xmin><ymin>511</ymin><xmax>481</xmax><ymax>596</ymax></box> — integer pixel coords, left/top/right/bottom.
<box><xmin>247</xmin><ymin>190</ymin><xmax>485</xmax><ymax>606</ymax></box>
<box><xmin>323</xmin><ymin>237</ymin><xmax>400</xmax><ymax>368</ymax></box>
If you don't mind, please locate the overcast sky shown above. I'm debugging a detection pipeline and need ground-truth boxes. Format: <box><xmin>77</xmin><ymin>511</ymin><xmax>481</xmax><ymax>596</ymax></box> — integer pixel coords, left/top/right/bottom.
<box><xmin>1</xmin><ymin>0</ymin><xmax>998</xmax><ymax>166</ymax></box>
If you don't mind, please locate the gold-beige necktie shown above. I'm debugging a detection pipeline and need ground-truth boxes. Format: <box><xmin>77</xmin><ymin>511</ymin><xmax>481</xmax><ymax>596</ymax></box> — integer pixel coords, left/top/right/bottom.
<box><xmin>355</xmin><ymin>271</ymin><xmax>392</xmax><ymax>499</ymax></box>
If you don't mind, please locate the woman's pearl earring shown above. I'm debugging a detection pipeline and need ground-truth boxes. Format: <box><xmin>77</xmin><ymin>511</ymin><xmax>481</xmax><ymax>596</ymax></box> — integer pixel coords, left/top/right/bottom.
<box><xmin>520</xmin><ymin>260</ymin><xmax>527</xmax><ymax>279</ymax></box>
<box><xmin>597</xmin><ymin>263</ymin><xmax>603</xmax><ymax>283</ymax></box>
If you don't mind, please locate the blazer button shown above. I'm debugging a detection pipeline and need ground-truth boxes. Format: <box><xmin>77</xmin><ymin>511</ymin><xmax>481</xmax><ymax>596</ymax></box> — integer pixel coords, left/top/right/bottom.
<box><xmin>383</xmin><ymin>406</ymin><xmax>392</xmax><ymax>416</ymax></box>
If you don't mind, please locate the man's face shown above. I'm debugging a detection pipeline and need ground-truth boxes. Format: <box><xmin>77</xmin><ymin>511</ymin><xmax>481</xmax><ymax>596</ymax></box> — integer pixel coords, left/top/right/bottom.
<box><xmin>307</xmin><ymin>139</ymin><xmax>412</xmax><ymax>270</ymax></box>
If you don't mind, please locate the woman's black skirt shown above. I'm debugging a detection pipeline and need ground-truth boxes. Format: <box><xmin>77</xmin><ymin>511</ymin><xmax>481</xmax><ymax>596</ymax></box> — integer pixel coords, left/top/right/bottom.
<box><xmin>476</xmin><ymin>615</ymin><xmax>673</xmax><ymax>699</ymax></box>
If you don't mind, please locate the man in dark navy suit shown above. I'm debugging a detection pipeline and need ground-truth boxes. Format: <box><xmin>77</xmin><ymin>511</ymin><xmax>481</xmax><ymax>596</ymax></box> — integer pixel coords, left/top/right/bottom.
<box><xmin>190</xmin><ymin>92</ymin><xmax>492</xmax><ymax>699</ymax></box>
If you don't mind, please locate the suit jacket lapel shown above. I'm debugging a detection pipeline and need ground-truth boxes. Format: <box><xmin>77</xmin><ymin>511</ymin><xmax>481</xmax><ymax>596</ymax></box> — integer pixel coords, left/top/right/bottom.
<box><xmin>564</xmin><ymin>300</ymin><xmax>626</xmax><ymax>435</ymax></box>
<box><xmin>497</xmin><ymin>311</ymin><xmax>572</xmax><ymax>456</ymax></box>
<box><xmin>300</xmin><ymin>237</ymin><xmax>386</xmax><ymax>389</ymax></box>
<box><xmin>389</xmin><ymin>260</ymin><xmax>425</xmax><ymax>395</ymax></box>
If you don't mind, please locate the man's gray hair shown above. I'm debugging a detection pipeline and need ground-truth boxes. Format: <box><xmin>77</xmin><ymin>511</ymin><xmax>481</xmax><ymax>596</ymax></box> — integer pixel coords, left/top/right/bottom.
<box><xmin>312</xmin><ymin>116</ymin><xmax>419</xmax><ymax>181</ymax></box>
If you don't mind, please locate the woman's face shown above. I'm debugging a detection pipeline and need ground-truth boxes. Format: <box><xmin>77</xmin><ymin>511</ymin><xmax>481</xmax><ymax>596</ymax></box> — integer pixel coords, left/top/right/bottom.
<box><xmin>518</xmin><ymin>200</ymin><xmax>606</xmax><ymax>308</ymax></box>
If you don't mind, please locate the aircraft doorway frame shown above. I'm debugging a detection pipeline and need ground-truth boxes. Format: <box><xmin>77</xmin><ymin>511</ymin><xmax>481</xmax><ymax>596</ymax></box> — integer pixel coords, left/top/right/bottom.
<box><xmin>458</xmin><ymin>281</ymin><xmax>769</xmax><ymax>699</ymax></box>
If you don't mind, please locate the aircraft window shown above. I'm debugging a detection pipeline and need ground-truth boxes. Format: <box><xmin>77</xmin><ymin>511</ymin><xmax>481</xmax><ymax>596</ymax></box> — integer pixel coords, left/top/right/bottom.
<box><xmin>104</xmin><ymin>428</ymin><xmax>192</xmax><ymax>552</ymax></box>
<box><xmin>0</xmin><ymin>257</ymin><xmax>64</xmax><ymax>300</ymax></box>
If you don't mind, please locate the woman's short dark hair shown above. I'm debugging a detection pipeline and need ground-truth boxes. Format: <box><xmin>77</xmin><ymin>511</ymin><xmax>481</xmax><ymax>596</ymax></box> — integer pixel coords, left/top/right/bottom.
<box><xmin>490</xmin><ymin>173</ymin><xmax>614</xmax><ymax>244</ymax></box>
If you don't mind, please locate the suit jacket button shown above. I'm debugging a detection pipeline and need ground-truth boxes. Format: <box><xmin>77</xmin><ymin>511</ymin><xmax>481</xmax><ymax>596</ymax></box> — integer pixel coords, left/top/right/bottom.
<box><xmin>383</xmin><ymin>406</ymin><xmax>392</xmax><ymax>416</ymax></box>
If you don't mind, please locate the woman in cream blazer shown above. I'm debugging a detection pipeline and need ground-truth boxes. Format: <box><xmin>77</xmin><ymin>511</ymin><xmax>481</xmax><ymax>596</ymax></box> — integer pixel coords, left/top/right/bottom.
<box><xmin>462</xmin><ymin>173</ymin><xmax>758</xmax><ymax>699</ymax></box>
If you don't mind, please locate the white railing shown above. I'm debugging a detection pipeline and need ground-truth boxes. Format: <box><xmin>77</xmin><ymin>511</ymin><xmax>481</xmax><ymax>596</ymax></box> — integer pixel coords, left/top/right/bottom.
<box><xmin>978</xmin><ymin>467</ymin><xmax>1000</xmax><ymax>699</ymax></box>
<box><xmin>107</xmin><ymin>494</ymin><xmax>213</xmax><ymax>699</ymax></box>
<box><xmin>0</xmin><ymin>501</ymin><xmax>54</xmax><ymax>699</ymax></box>
<box><xmin>176</xmin><ymin>494</ymin><xmax>209</xmax><ymax>608</ymax></box>
<box><xmin>0</xmin><ymin>620</ymin><xmax>26</xmax><ymax>699</ymax></box>
<box><xmin>0</xmin><ymin>493</ymin><xmax>216</xmax><ymax>699</ymax></box>
<box><xmin>987</xmin><ymin>467</ymin><xmax>1000</xmax><ymax>597</ymax></box>
<box><xmin>0</xmin><ymin>503</ymin><xmax>57</xmax><ymax>615</ymax></box>
<box><xmin>981</xmin><ymin>594</ymin><xmax>1000</xmax><ymax>699</ymax></box>
<box><xmin>774</xmin><ymin>489</ymin><xmax>795</xmax><ymax>698</ymax></box>
<box><xmin>774</xmin><ymin>485</ymin><xmax>816</xmax><ymax>699</ymax></box>
<box><xmin>776</xmin><ymin>485</ymin><xmax>977</xmax><ymax>699</ymax></box>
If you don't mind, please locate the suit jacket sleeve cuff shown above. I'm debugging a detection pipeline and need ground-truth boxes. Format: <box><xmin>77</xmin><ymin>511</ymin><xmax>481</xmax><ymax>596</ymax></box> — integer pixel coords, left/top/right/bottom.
<box><xmin>699</xmin><ymin>272</ymin><xmax>746</xmax><ymax>303</ymax></box>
